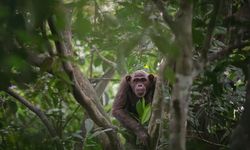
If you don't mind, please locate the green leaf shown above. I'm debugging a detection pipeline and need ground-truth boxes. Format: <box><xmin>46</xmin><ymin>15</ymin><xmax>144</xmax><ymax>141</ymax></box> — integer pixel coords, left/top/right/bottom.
<box><xmin>136</xmin><ymin>99</ymin><xmax>152</xmax><ymax>124</ymax></box>
<box><xmin>89</xmin><ymin>128</ymin><xmax>113</xmax><ymax>138</ymax></box>
<box><xmin>136</xmin><ymin>100</ymin><xmax>143</xmax><ymax>118</ymax></box>
<box><xmin>119</xmin><ymin>32</ymin><xmax>142</xmax><ymax>56</ymax></box>
<box><xmin>0</xmin><ymin>5</ymin><xmax>9</xmax><ymax>18</ymax></box>
<box><xmin>72</xmin><ymin>132</ymin><xmax>83</xmax><ymax>140</ymax></box>
<box><xmin>164</xmin><ymin>67</ymin><xmax>176</xmax><ymax>84</ymax></box>
<box><xmin>103</xmin><ymin>14</ymin><xmax>119</xmax><ymax>28</ymax></box>
<box><xmin>73</xmin><ymin>13</ymin><xmax>91</xmax><ymax>38</ymax></box>
<box><xmin>193</xmin><ymin>28</ymin><xmax>204</xmax><ymax>46</ymax></box>
<box><xmin>142</xmin><ymin>98</ymin><xmax>145</xmax><ymax>110</ymax></box>
<box><xmin>141</xmin><ymin>104</ymin><xmax>152</xmax><ymax>125</ymax></box>
<box><xmin>150</xmin><ymin>23</ymin><xmax>179</xmax><ymax>57</ymax></box>
<box><xmin>85</xmin><ymin>118</ymin><xmax>94</xmax><ymax>134</ymax></box>
<box><xmin>6</xmin><ymin>100</ymin><xmax>18</xmax><ymax>115</ymax></box>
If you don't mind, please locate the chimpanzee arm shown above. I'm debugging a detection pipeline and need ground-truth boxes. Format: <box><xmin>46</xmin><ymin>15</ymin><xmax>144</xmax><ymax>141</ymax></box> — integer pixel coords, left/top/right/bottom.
<box><xmin>112</xmin><ymin>78</ymin><xmax>145</xmax><ymax>133</ymax></box>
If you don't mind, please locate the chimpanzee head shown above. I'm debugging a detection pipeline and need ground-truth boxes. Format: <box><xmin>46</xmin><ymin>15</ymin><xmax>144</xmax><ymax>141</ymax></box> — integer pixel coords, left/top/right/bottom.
<box><xmin>126</xmin><ymin>70</ymin><xmax>155</xmax><ymax>98</ymax></box>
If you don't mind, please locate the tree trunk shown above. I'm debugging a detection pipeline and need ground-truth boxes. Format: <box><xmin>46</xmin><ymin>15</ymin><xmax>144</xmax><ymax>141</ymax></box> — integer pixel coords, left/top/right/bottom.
<box><xmin>168</xmin><ymin>2</ymin><xmax>193</xmax><ymax>150</ymax></box>
<box><xmin>148</xmin><ymin>58</ymin><xmax>167</xmax><ymax>149</ymax></box>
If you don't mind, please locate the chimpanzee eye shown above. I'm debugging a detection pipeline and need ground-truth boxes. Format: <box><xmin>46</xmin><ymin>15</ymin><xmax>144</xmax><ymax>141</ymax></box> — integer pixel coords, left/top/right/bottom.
<box><xmin>141</xmin><ymin>78</ymin><xmax>147</xmax><ymax>82</ymax></box>
<box><xmin>133</xmin><ymin>78</ymin><xmax>139</xmax><ymax>82</ymax></box>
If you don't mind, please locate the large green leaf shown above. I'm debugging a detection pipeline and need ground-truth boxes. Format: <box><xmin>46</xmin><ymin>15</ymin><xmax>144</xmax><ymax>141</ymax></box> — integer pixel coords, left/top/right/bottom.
<box><xmin>141</xmin><ymin>104</ymin><xmax>152</xmax><ymax>125</ymax></box>
<box><xmin>136</xmin><ymin>99</ymin><xmax>143</xmax><ymax>118</ymax></box>
<box><xmin>136</xmin><ymin>99</ymin><xmax>152</xmax><ymax>124</ymax></box>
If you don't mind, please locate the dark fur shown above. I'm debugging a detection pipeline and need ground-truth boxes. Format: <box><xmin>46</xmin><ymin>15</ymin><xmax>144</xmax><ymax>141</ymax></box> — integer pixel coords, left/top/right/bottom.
<box><xmin>112</xmin><ymin>70</ymin><xmax>156</xmax><ymax>145</ymax></box>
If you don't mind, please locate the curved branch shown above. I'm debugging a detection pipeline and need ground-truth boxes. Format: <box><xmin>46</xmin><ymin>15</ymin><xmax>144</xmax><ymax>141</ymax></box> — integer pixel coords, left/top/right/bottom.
<box><xmin>5</xmin><ymin>88</ymin><xmax>63</xmax><ymax>149</ymax></box>
<box><xmin>94</xmin><ymin>47</ymin><xmax>116</xmax><ymax>68</ymax></box>
<box><xmin>47</xmin><ymin>13</ymin><xmax>123</xmax><ymax>149</ymax></box>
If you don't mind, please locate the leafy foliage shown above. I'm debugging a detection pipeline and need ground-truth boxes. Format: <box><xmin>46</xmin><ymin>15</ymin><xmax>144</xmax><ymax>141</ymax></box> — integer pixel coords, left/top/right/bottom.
<box><xmin>0</xmin><ymin>0</ymin><xmax>249</xmax><ymax>149</ymax></box>
<box><xmin>136</xmin><ymin>99</ymin><xmax>152</xmax><ymax>125</ymax></box>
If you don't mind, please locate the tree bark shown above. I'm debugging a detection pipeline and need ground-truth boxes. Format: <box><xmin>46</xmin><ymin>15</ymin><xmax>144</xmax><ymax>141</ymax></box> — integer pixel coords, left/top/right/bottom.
<box><xmin>47</xmin><ymin>9</ymin><xmax>123</xmax><ymax>149</ymax></box>
<box><xmin>148</xmin><ymin>58</ymin><xmax>167</xmax><ymax>150</ymax></box>
<box><xmin>153</xmin><ymin>1</ymin><xmax>194</xmax><ymax>150</ymax></box>
<box><xmin>169</xmin><ymin>1</ymin><xmax>193</xmax><ymax>150</ymax></box>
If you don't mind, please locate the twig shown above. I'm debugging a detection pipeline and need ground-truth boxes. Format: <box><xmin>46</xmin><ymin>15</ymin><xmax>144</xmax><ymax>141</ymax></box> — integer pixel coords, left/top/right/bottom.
<box><xmin>95</xmin><ymin>67</ymin><xmax>115</xmax><ymax>98</ymax></box>
<box><xmin>93</xmin><ymin>46</ymin><xmax>117</xmax><ymax>68</ymax></box>
<box><xmin>187</xmin><ymin>135</ymin><xmax>229</xmax><ymax>148</ymax></box>
<box><xmin>63</xmin><ymin>105</ymin><xmax>81</xmax><ymax>129</ymax></box>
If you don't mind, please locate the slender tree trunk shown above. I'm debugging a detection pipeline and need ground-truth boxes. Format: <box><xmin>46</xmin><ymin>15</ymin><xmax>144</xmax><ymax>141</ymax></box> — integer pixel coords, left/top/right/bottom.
<box><xmin>169</xmin><ymin>2</ymin><xmax>193</xmax><ymax>150</ymax></box>
<box><xmin>148</xmin><ymin>58</ymin><xmax>167</xmax><ymax>150</ymax></box>
<box><xmin>152</xmin><ymin>1</ymin><xmax>193</xmax><ymax>150</ymax></box>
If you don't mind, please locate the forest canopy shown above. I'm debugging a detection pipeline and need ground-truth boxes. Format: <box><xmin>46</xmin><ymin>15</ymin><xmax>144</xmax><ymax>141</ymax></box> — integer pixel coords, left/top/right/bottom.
<box><xmin>0</xmin><ymin>0</ymin><xmax>249</xmax><ymax>150</ymax></box>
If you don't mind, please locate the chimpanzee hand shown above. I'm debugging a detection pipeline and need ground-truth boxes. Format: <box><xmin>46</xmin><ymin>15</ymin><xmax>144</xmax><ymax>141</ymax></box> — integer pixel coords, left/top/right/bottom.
<box><xmin>136</xmin><ymin>128</ymin><xmax>150</xmax><ymax>146</ymax></box>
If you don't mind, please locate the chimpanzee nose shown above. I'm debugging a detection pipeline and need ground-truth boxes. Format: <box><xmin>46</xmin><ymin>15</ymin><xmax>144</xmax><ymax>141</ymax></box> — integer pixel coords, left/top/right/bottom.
<box><xmin>138</xmin><ymin>84</ymin><xmax>143</xmax><ymax>87</ymax></box>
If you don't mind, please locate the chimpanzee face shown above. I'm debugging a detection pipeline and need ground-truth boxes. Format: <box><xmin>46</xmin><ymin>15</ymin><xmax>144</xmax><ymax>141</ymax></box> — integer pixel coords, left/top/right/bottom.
<box><xmin>126</xmin><ymin>70</ymin><xmax>154</xmax><ymax>98</ymax></box>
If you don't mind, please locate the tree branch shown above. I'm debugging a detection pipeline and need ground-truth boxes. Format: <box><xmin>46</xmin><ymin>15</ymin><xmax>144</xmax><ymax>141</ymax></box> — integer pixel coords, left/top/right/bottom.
<box><xmin>47</xmin><ymin>12</ymin><xmax>123</xmax><ymax>149</ymax></box>
<box><xmin>208</xmin><ymin>41</ymin><xmax>250</xmax><ymax>61</ymax></box>
<box><xmin>94</xmin><ymin>47</ymin><xmax>116</xmax><ymax>68</ymax></box>
<box><xmin>5</xmin><ymin>88</ymin><xmax>63</xmax><ymax>149</ymax></box>
<box><xmin>95</xmin><ymin>67</ymin><xmax>115</xmax><ymax>98</ymax></box>
<box><xmin>152</xmin><ymin>0</ymin><xmax>174</xmax><ymax>29</ymax></box>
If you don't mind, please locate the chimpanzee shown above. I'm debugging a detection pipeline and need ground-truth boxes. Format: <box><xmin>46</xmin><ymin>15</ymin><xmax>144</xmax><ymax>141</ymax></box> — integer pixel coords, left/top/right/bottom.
<box><xmin>112</xmin><ymin>70</ymin><xmax>156</xmax><ymax>146</ymax></box>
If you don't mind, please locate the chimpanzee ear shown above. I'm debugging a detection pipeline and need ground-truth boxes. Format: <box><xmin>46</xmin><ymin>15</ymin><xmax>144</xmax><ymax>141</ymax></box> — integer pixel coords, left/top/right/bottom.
<box><xmin>126</xmin><ymin>75</ymin><xmax>132</xmax><ymax>82</ymax></box>
<box><xmin>148</xmin><ymin>74</ymin><xmax>155</xmax><ymax>82</ymax></box>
